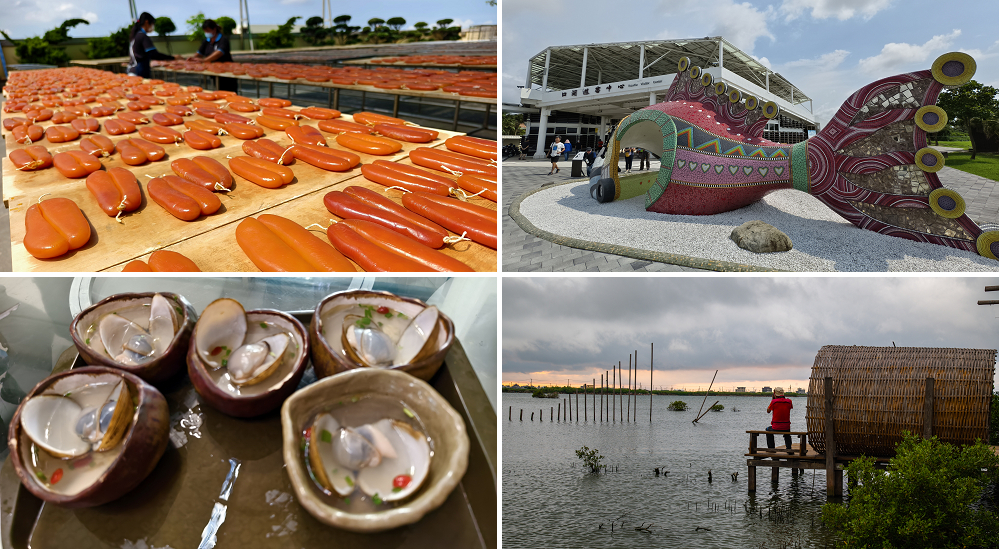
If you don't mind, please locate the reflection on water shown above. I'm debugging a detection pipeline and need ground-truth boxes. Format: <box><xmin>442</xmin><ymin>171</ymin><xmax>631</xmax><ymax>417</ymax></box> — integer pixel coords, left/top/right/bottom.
<box><xmin>502</xmin><ymin>394</ymin><xmax>838</xmax><ymax>549</ymax></box>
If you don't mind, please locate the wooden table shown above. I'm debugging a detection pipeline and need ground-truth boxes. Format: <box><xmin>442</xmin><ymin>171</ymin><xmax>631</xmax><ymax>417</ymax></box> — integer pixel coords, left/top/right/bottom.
<box><xmin>69</xmin><ymin>58</ymin><xmax>129</xmax><ymax>73</ymax></box>
<box><xmin>1</xmin><ymin>79</ymin><xmax>497</xmax><ymax>273</ymax></box>
<box><xmin>151</xmin><ymin>67</ymin><xmax>495</xmax><ymax>132</ymax></box>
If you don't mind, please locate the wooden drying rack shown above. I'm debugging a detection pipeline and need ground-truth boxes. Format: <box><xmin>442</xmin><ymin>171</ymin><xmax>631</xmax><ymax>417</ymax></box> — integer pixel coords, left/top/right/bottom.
<box><xmin>1</xmin><ymin>74</ymin><xmax>497</xmax><ymax>273</ymax></box>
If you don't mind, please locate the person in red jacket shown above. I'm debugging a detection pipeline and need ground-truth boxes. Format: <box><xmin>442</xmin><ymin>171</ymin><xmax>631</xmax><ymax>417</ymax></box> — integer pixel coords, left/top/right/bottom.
<box><xmin>765</xmin><ymin>387</ymin><xmax>793</xmax><ymax>453</ymax></box>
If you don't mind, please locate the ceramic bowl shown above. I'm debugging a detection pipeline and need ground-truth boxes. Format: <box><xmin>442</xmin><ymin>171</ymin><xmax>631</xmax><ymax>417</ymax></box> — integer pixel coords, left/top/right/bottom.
<box><xmin>281</xmin><ymin>367</ymin><xmax>469</xmax><ymax>532</ymax></box>
<box><xmin>309</xmin><ymin>290</ymin><xmax>454</xmax><ymax>381</ymax></box>
<box><xmin>187</xmin><ymin>308</ymin><xmax>310</xmax><ymax>417</ymax></box>
<box><xmin>7</xmin><ymin>367</ymin><xmax>170</xmax><ymax>507</ymax></box>
<box><xmin>70</xmin><ymin>292</ymin><xmax>197</xmax><ymax>384</ymax></box>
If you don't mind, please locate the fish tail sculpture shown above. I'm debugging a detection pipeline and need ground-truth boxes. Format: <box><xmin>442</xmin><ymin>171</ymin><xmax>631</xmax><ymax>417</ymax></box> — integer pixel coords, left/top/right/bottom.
<box><xmin>591</xmin><ymin>52</ymin><xmax>997</xmax><ymax>260</ymax></box>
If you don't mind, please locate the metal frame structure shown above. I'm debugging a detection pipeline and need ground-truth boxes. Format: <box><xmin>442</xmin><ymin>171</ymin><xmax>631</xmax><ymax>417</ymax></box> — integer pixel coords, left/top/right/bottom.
<box><xmin>520</xmin><ymin>36</ymin><xmax>817</xmax><ymax>158</ymax></box>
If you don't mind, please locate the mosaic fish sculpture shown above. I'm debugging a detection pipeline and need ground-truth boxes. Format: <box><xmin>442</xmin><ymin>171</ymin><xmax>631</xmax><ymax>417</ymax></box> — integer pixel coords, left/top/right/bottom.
<box><xmin>590</xmin><ymin>52</ymin><xmax>997</xmax><ymax>260</ymax></box>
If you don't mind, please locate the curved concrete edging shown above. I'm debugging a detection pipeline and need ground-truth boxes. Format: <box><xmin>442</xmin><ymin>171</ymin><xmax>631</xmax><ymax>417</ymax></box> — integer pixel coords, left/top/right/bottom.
<box><xmin>508</xmin><ymin>181</ymin><xmax>784</xmax><ymax>273</ymax></box>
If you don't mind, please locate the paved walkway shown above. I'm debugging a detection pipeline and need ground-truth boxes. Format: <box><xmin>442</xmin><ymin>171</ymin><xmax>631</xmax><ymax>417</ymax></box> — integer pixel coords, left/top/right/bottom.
<box><xmin>502</xmin><ymin>158</ymin><xmax>998</xmax><ymax>273</ymax></box>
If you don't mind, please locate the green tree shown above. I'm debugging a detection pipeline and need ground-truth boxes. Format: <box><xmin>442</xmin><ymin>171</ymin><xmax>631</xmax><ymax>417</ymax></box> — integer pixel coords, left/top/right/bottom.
<box><xmin>85</xmin><ymin>26</ymin><xmax>131</xmax><ymax>60</ymax></box>
<box><xmin>431</xmin><ymin>19</ymin><xmax>461</xmax><ymax>41</ymax></box>
<box><xmin>186</xmin><ymin>12</ymin><xmax>206</xmax><ymax>42</ymax></box>
<box><xmin>367</xmin><ymin>18</ymin><xmax>385</xmax><ymax>30</ymax></box>
<box><xmin>822</xmin><ymin>434</ymin><xmax>998</xmax><ymax>548</ymax></box>
<box><xmin>258</xmin><ymin>17</ymin><xmax>301</xmax><ymax>50</ymax></box>
<box><xmin>575</xmin><ymin>446</ymin><xmax>605</xmax><ymax>473</ymax></box>
<box><xmin>1</xmin><ymin>19</ymin><xmax>88</xmax><ymax>65</ymax></box>
<box><xmin>216</xmin><ymin>17</ymin><xmax>237</xmax><ymax>36</ymax></box>
<box><xmin>331</xmin><ymin>15</ymin><xmax>357</xmax><ymax>45</ymax></box>
<box><xmin>386</xmin><ymin>17</ymin><xmax>406</xmax><ymax>31</ymax></box>
<box><xmin>502</xmin><ymin>113</ymin><xmax>525</xmax><ymax>135</ymax></box>
<box><xmin>413</xmin><ymin>21</ymin><xmax>429</xmax><ymax>37</ymax></box>
<box><xmin>154</xmin><ymin>17</ymin><xmax>176</xmax><ymax>54</ymax></box>
<box><xmin>301</xmin><ymin>16</ymin><xmax>329</xmax><ymax>45</ymax></box>
<box><xmin>668</xmin><ymin>400</ymin><xmax>688</xmax><ymax>411</ymax></box>
<box><xmin>936</xmin><ymin>80</ymin><xmax>1000</xmax><ymax>159</ymax></box>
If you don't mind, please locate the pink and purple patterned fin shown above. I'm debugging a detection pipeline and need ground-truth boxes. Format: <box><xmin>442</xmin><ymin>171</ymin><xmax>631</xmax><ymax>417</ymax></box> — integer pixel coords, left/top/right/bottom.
<box><xmin>804</xmin><ymin>52</ymin><xmax>997</xmax><ymax>259</ymax></box>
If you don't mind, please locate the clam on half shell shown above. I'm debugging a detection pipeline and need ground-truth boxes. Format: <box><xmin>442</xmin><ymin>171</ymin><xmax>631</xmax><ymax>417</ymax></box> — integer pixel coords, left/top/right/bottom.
<box><xmin>227</xmin><ymin>333</ymin><xmax>290</xmax><ymax>386</ymax></box>
<box><xmin>194</xmin><ymin>299</ymin><xmax>248</xmax><ymax>370</ymax></box>
<box><xmin>97</xmin><ymin>294</ymin><xmax>177</xmax><ymax>366</ymax></box>
<box><xmin>341</xmin><ymin>306</ymin><xmax>441</xmax><ymax>369</ymax></box>
<box><xmin>307</xmin><ymin>415</ymin><xmax>430</xmax><ymax>501</ymax></box>
<box><xmin>19</xmin><ymin>380</ymin><xmax>132</xmax><ymax>459</ymax></box>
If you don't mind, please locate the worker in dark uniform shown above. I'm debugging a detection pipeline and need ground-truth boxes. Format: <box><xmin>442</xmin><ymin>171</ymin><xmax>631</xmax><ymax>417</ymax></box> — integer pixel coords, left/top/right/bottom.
<box><xmin>190</xmin><ymin>19</ymin><xmax>238</xmax><ymax>92</ymax></box>
<box><xmin>126</xmin><ymin>12</ymin><xmax>178</xmax><ymax>78</ymax></box>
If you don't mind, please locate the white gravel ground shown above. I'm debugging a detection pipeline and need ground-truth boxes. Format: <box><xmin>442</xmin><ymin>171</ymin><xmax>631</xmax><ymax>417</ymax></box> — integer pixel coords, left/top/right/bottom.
<box><xmin>518</xmin><ymin>181</ymin><xmax>998</xmax><ymax>272</ymax></box>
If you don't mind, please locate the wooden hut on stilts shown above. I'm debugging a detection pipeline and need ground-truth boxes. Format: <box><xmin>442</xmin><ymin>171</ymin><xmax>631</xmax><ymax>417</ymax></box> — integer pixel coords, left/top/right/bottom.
<box><xmin>745</xmin><ymin>345</ymin><xmax>997</xmax><ymax>498</ymax></box>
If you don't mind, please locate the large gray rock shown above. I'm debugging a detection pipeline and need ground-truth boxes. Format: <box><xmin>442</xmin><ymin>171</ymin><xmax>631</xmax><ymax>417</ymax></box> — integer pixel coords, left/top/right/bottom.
<box><xmin>730</xmin><ymin>220</ymin><xmax>793</xmax><ymax>253</ymax></box>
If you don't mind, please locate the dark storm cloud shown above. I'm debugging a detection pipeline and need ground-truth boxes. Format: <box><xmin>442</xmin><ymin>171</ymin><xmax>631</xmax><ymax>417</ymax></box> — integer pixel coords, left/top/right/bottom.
<box><xmin>502</xmin><ymin>277</ymin><xmax>999</xmax><ymax>378</ymax></box>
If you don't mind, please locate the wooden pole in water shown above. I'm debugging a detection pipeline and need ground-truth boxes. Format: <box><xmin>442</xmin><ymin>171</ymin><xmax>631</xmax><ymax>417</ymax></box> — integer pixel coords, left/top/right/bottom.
<box><xmin>563</xmin><ymin>398</ymin><xmax>567</xmax><ymax>421</ymax></box>
<box><xmin>508</xmin><ymin>406</ymin><xmax>511</xmax><ymax>421</ymax></box>
<box><xmin>634</xmin><ymin>349</ymin><xmax>638</xmax><ymax>422</ymax></box>
<box><xmin>627</xmin><ymin>354</ymin><xmax>632</xmax><ymax>422</ymax></box>
<box><xmin>694</xmin><ymin>369</ymin><xmax>718</xmax><ymax>422</ymax></box>
<box><xmin>650</xmin><ymin>343</ymin><xmax>653</xmax><ymax>423</ymax></box>
<box><xmin>576</xmin><ymin>388</ymin><xmax>579</xmax><ymax>421</ymax></box>
<box><xmin>605</xmin><ymin>370</ymin><xmax>609</xmax><ymax>421</ymax></box>
<box><xmin>531</xmin><ymin>411</ymin><xmax>534</xmax><ymax>421</ymax></box>
<box><xmin>551</xmin><ymin>406</ymin><xmax>554</xmax><ymax>421</ymax></box>
<box><xmin>618</xmin><ymin>361</ymin><xmax>623</xmax><ymax>422</ymax></box>
<box><xmin>613</xmin><ymin>363</ymin><xmax>618</xmax><ymax>422</ymax></box>
<box><xmin>600</xmin><ymin>374</ymin><xmax>604</xmax><ymax>422</ymax></box>
<box><xmin>592</xmin><ymin>378</ymin><xmax>596</xmax><ymax>422</ymax></box>
<box><xmin>584</xmin><ymin>384</ymin><xmax>588</xmax><ymax>422</ymax></box>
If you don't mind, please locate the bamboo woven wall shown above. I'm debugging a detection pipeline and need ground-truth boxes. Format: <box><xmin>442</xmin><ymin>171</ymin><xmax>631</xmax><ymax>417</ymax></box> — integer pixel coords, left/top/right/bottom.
<box><xmin>805</xmin><ymin>345</ymin><xmax>997</xmax><ymax>457</ymax></box>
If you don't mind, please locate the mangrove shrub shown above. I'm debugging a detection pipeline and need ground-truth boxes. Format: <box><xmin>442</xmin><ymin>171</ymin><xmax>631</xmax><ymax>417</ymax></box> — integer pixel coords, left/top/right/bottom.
<box><xmin>821</xmin><ymin>433</ymin><xmax>998</xmax><ymax>548</ymax></box>
<box><xmin>575</xmin><ymin>446</ymin><xmax>604</xmax><ymax>473</ymax></box>
<box><xmin>668</xmin><ymin>400</ymin><xmax>688</xmax><ymax>411</ymax></box>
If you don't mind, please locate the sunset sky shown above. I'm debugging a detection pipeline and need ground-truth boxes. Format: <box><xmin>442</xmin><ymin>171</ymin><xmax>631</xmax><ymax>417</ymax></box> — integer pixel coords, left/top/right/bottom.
<box><xmin>502</xmin><ymin>277</ymin><xmax>999</xmax><ymax>391</ymax></box>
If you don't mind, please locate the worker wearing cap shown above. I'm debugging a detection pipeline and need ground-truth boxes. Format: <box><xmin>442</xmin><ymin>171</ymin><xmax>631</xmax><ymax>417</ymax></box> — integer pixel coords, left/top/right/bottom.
<box><xmin>765</xmin><ymin>388</ymin><xmax>793</xmax><ymax>453</ymax></box>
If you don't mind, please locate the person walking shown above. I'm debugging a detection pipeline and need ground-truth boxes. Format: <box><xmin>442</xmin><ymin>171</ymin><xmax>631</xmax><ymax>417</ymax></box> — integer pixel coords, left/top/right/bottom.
<box><xmin>623</xmin><ymin>147</ymin><xmax>633</xmax><ymax>173</ymax></box>
<box><xmin>126</xmin><ymin>12</ymin><xmax>178</xmax><ymax>78</ymax></box>
<box><xmin>765</xmin><ymin>388</ymin><xmax>794</xmax><ymax>453</ymax></box>
<box><xmin>189</xmin><ymin>19</ymin><xmax>237</xmax><ymax>92</ymax></box>
<box><xmin>563</xmin><ymin>139</ymin><xmax>573</xmax><ymax>161</ymax></box>
<box><xmin>548</xmin><ymin>137</ymin><xmax>564</xmax><ymax>175</ymax></box>
<box><xmin>639</xmin><ymin>149</ymin><xmax>649</xmax><ymax>171</ymax></box>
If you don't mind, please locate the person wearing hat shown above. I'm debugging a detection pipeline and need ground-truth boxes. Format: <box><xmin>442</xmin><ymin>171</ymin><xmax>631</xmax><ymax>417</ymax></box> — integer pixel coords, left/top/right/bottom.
<box><xmin>765</xmin><ymin>387</ymin><xmax>793</xmax><ymax>453</ymax></box>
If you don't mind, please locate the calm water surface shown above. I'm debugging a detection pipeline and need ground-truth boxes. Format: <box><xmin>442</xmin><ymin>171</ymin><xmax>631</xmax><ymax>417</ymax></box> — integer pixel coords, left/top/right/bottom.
<box><xmin>502</xmin><ymin>393</ymin><xmax>838</xmax><ymax>548</ymax></box>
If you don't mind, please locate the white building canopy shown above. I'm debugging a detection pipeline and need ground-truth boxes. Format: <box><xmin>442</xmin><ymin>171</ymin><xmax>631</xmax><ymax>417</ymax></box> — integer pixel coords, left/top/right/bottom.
<box><xmin>524</xmin><ymin>36</ymin><xmax>812</xmax><ymax>110</ymax></box>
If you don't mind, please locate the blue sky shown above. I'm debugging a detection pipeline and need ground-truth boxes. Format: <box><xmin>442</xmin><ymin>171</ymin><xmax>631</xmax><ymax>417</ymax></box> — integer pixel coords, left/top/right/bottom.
<box><xmin>501</xmin><ymin>0</ymin><xmax>999</xmax><ymax>125</ymax></box>
<box><xmin>502</xmin><ymin>277</ymin><xmax>999</xmax><ymax>390</ymax></box>
<box><xmin>2</xmin><ymin>0</ymin><xmax>497</xmax><ymax>39</ymax></box>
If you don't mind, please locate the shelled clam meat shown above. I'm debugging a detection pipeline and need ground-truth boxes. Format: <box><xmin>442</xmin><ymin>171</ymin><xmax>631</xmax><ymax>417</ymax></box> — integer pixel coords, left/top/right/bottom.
<box><xmin>18</xmin><ymin>373</ymin><xmax>132</xmax><ymax>495</ymax></box>
<box><xmin>193</xmin><ymin>298</ymin><xmax>301</xmax><ymax>392</ymax></box>
<box><xmin>304</xmin><ymin>396</ymin><xmax>431</xmax><ymax>509</ymax></box>
<box><xmin>77</xmin><ymin>293</ymin><xmax>177</xmax><ymax>366</ymax></box>
<box><xmin>320</xmin><ymin>302</ymin><xmax>440</xmax><ymax>369</ymax></box>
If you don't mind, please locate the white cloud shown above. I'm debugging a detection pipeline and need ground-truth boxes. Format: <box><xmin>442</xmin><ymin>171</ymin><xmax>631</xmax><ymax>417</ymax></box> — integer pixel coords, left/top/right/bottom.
<box><xmin>779</xmin><ymin>0</ymin><xmax>895</xmax><ymax>21</ymax></box>
<box><xmin>279</xmin><ymin>0</ymin><xmax>310</xmax><ymax>4</ymax></box>
<box><xmin>783</xmin><ymin>49</ymin><xmax>850</xmax><ymax>70</ymax></box>
<box><xmin>857</xmin><ymin>29</ymin><xmax>961</xmax><ymax>74</ymax></box>
<box><xmin>752</xmin><ymin>55</ymin><xmax>772</xmax><ymax>69</ymax></box>
<box><xmin>711</xmin><ymin>1</ymin><xmax>775</xmax><ymax>54</ymax></box>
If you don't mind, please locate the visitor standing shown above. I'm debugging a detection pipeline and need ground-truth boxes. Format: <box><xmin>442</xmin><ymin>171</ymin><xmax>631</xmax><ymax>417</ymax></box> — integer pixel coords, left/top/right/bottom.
<box><xmin>639</xmin><ymin>149</ymin><xmax>649</xmax><ymax>171</ymax></box>
<box><xmin>126</xmin><ymin>12</ymin><xmax>178</xmax><ymax>78</ymax></box>
<box><xmin>190</xmin><ymin>20</ymin><xmax>237</xmax><ymax>92</ymax></box>
<box><xmin>623</xmin><ymin>147</ymin><xmax>633</xmax><ymax>173</ymax></box>
<box><xmin>548</xmin><ymin>137</ymin><xmax>564</xmax><ymax>175</ymax></box>
<box><xmin>765</xmin><ymin>388</ymin><xmax>793</xmax><ymax>453</ymax></box>
<box><xmin>563</xmin><ymin>139</ymin><xmax>573</xmax><ymax>161</ymax></box>
<box><xmin>583</xmin><ymin>147</ymin><xmax>596</xmax><ymax>176</ymax></box>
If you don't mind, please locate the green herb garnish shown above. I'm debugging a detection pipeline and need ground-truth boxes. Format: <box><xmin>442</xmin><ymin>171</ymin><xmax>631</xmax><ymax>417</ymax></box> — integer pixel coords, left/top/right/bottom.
<box><xmin>372</xmin><ymin>493</ymin><xmax>383</xmax><ymax>505</ymax></box>
<box><xmin>403</xmin><ymin>408</ymin><xmax>415</xmax><ymax>418</ymax></box>
<box><xmin>320</xmin><ymin>429</ymin><xmax>332</xmax><ymax>443</ymax></box>
<box><xmin>351</xmin><ymin>395</ymin><xmax>360</xmax><ymax>403</ymax></box>
<box><xmin>260</xmin><ymin>322</ymin><xmax>268</xmax><ymax>329</ymax></box>
<box><xmin>384</xmin><ymin>312</ymin><xmax>393</xmax><ymax>318</ymax></box>
<box><xmin>175</xmin><ymin>306</ymin><xmax>182</xmax><ymax>314</ymax></box>
<box><xmin>221</xmin><ymin>359</ymin><xmax>228</xmax><ymax>368</ymax></box>
<box><xmin>344</xmin><ymin>497</ymin><xmax>351</xmax><ymax>504</ymax></box>
<box><xmin>85</xmin><ymin>338</ymin><xmax>90</xmax><ymax>345</ymax></box>
<box><xmin>36</xmin><ymin>472</ymin><xmax>47</xmax><ymax>482</ymax></box>
<box><xmin>392</xmin><ymin>487</ymin><xmax>402</xmax><ymax>493</ymax></box>
<box><xmin>345</xmin><ymin>476</ymin><xmax>354</xmax><ymax>487</ymax></box>
<box><xmin>397</xmin><ymin>312</ymin><xmax>408</xmax><ymax>319</ymax></box>
<box><xmin>63</xmin><ymin>391</ymin><xmax>72</xmax><ymax>397</ymax></box>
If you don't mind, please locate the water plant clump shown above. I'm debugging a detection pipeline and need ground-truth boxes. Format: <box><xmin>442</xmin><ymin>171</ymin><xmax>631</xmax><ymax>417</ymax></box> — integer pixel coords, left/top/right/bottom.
<box><xmin>668</xmin><ymin>400</ymin><xmax>688</xmax><ymax>411</ymax></box>
<box><xmin>531</xmin><ymin>388</ymin><xmax>558</xmax><ymax>398</ymax></box>
<box><xmin>575</xmin><ymin>446</ymin><xmax>604</xmax><ymax>473</ymax></box>
<box><xmin>710</xmin><ymin>403</ymin><xmax>725</xmax><ymax>411</ymax></box>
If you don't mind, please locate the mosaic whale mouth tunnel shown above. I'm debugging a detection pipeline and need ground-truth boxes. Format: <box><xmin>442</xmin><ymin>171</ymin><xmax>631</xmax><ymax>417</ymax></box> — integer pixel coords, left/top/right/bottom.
<box><xmin>589</xmin><ymin>52</ymin><xmax>998</xmax><ymax>260</ymax></box>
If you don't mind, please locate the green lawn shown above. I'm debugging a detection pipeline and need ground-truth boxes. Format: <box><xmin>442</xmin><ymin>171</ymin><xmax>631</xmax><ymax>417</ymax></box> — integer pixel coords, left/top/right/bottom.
<box><xmin>932</xmin><ymin>140</ymin><xmax>972</xmax><ymax>149</ymax></box>
<box><xmin>945</xmin><ymin>152</ymin><xmax>999</xmax><ymax>181</ymax></box>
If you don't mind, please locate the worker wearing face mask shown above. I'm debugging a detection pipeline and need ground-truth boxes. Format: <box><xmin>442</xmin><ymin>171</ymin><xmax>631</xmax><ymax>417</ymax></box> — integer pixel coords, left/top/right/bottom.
<box><xmin>189</xmin><ymin>19</ymin><xmax>238</xmax><ymax>92</ymax></box>
<box><xmin>126</xmin><ymin>12</ymin><xmax>179</xmax><ymax>78</ymax></box>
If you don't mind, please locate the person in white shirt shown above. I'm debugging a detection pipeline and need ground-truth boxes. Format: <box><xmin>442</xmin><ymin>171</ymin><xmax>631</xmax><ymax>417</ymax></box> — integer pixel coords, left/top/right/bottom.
<box><xmin>548</xmin><ymin>136</ymin><xmax>565</xmax><ymax>175</ymax></box>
